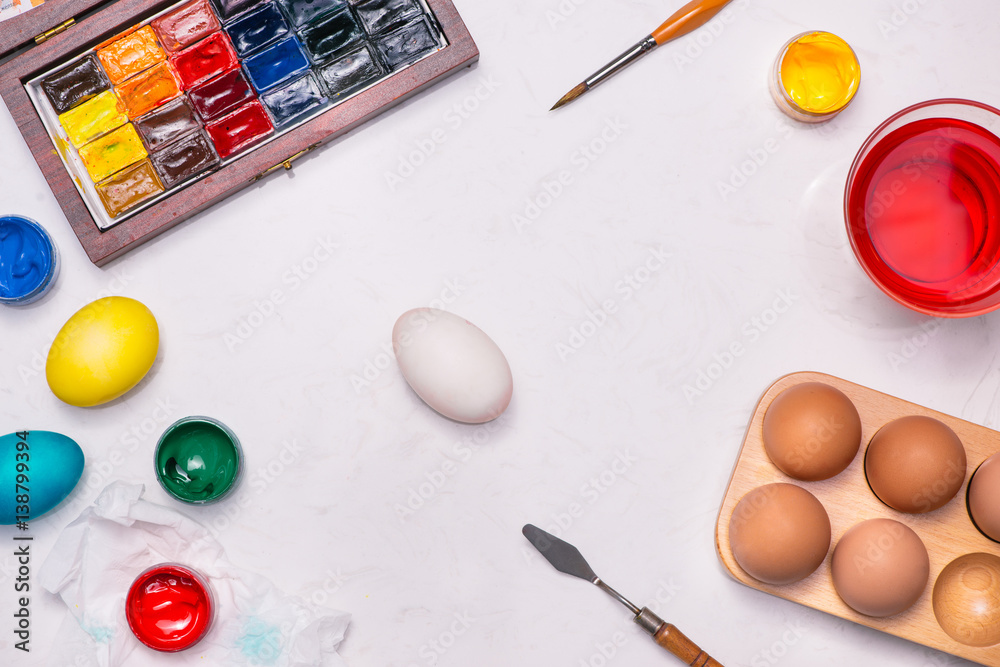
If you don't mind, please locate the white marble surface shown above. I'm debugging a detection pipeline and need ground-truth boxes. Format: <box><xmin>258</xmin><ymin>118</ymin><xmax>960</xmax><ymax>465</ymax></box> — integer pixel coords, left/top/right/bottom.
<box><xmin>2</xmin><ymin>0</ymin><xmax>1000</xmax><ymax>665</ymax></box>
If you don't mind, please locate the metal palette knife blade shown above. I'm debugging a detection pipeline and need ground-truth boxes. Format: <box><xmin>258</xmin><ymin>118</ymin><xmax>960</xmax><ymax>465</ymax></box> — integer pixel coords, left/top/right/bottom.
<box><xmin>522</xmin><ymin>524</ymin><xmax>598</xmax><ymax>582</ymax></box>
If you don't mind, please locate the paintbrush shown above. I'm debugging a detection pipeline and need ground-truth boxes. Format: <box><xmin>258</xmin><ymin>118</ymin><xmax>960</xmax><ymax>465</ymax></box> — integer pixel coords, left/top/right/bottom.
<box><xmin>551</xmin><ymin>0</ymin><xmax>735</xmax><ymax>110</ymax></box>
<box><xmin>523</xmin><ymin>525</ymin><xmax>724</xmax><ymax>666</ymax></box>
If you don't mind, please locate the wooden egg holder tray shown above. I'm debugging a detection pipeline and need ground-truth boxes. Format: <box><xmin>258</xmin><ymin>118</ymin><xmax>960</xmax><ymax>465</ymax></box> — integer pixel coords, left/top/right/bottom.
<box><xmin>715</xmin><ymin>371</ymin><xmax>1000</xmax><ymax>666</ymax></box>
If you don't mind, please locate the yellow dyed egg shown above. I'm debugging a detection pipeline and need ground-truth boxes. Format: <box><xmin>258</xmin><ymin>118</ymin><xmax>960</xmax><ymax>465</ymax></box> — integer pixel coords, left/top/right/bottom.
<box><xmin>46</xmin><ymin>297</ymin><xmax>159</xmax><ymax>407</ymax></box>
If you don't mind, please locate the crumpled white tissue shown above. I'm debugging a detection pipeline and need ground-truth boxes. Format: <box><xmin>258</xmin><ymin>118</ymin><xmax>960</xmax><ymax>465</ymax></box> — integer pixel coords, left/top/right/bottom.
<box><xmin>39</xmin><ymin>482</ymin><xmax>350</xmax><ymax>667</ymax></box>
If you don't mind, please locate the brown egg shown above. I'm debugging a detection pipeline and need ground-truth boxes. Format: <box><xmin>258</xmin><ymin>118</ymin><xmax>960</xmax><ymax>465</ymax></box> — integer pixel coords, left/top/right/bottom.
<box><xmin>866</xmin><ymin>416</ymin><xmax>967</xmax><ymax>513</ymax></box>
<box><xmin>762</xmin><ymin>382</ymin><xmax>862</xmax><ymax>481</ymax></box>
<box><xmin>831</xmin><ymin>518</ymin><xmax>929</xmax><ymax>617</ymax></box>
<box><xmin>968</xmin><ymin>452</ymin><xmax>1000</xmax><ymax>541</ymax></box>
<box><xmin>729</xmin><ymin>483</ymin><xmax>831</xmax><ymax>585</ymax></box>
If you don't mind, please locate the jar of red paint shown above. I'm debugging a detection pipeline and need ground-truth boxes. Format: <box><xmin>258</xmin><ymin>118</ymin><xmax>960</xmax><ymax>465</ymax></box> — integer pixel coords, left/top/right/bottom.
<box><xmin>126</xmin><ymin>563</ymin><xmax>215</xmax><ymax>652</ymax></box>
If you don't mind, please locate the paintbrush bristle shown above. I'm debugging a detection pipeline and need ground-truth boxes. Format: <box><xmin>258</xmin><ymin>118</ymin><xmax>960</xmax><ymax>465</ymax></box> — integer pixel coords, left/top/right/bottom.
<box><xmin>551</xmin><ymin>83</ymin><xmax>588</xmax><ymax>111</ymax></box>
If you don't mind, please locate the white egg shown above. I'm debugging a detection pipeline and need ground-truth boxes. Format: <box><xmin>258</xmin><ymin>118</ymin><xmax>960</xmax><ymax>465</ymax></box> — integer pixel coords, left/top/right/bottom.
<box><xmin>392</xmin><ymin>308</ymin><xmax>513</xmax><ymax>423</ymax></box>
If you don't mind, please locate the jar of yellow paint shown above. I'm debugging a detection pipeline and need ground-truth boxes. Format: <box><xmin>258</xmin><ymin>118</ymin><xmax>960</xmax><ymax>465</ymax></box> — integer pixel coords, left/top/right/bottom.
<box><xmin>770</xmin><ymin>31</ymin><xmax>860</xmax><ymax>123</ymax></box>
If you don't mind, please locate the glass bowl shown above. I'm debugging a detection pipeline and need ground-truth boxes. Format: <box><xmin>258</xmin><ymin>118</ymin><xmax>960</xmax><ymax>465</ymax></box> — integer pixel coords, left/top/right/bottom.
<box><xmin>845</xmin><ymin>99</ymin><xmax>1000</xmax><ymax>317</ymax></box>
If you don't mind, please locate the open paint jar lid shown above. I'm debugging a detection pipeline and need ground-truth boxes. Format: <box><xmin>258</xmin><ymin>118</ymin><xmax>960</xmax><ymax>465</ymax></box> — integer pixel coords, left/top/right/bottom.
<box><xmin>770</xmin><ymin>31</ymin><xmax>860</xmax><ymax>123</ymax></box>
<box><xmin>0</xmin><ymin>214</ymin><xmax>60</xmax><ymax>305</ymax></box>
<box><xmin>126</xmin><ymin>563</ymin><xmax>215</xmax><ymax>652</ymax></box>
<box><xmin>155</xmin><ymin>416</ymin><xmax>243</xmax><ymax>504</ymax></box>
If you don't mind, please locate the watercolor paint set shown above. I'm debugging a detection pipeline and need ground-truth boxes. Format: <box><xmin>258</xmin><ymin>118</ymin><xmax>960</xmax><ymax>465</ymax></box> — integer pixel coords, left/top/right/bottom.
<box><xmin>0</xmin><ymin>0</ymin><xmax>477</xmax><ymax>265</ymax></box>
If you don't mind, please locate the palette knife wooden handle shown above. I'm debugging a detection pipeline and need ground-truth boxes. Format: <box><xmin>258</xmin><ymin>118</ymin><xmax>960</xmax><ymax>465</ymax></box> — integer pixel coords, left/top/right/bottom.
<box><xmin>652</xmin><ymin>0</ymin><xmax>736</xmax><ymax>46</ymax></box>
<box><xmin>635</xmin><ymin>608</ymin><xmax>724</xmax><ymax>666</ymax></box>
<box><xmin>655</xmin><ymin>622</ymin><xmax>724</xmax><ymax>666</ymax></box>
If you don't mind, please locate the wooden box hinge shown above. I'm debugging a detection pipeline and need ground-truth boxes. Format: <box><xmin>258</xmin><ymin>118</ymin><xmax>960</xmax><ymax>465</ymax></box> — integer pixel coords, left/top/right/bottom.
<box><xmin>35</xmin><ymin>18</ymin><xmax>76</xmax><ymax>44</ymax></box>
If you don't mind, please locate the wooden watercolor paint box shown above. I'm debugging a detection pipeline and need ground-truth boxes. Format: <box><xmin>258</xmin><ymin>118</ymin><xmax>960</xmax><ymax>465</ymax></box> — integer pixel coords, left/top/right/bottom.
<box><xmin>716</xmin><ymin>371</ymin><xmax>1000</xmax><ymax>666</ymax></box>
<box><xmin>0</xmin><ymin>0</ymin><xmax>478</xmax><ymax>265</ymax></box>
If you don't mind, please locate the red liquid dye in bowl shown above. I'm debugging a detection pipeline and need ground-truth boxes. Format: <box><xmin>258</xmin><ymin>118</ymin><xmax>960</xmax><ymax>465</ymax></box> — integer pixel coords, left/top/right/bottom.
<box><xmin>847</xmin><ymin>117</ymin><xmax>1000</xmax><ymax>313</ymax></box>
<box><xmin>126</xmin><ymin>564</ymin><xmax>214</xmax><ymax>651</ymax></box>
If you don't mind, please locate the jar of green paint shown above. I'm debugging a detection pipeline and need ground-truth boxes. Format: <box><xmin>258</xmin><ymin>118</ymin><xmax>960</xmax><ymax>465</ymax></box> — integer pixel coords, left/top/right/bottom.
<box><xmin>155</xmin><ymin>417</ymin><xmax>243</xmax><ymax>504</ymax></box>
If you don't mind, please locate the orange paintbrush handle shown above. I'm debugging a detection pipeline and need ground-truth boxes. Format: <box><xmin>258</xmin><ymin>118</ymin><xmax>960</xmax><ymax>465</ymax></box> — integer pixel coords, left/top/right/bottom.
<box><xmin>651</xmin><ymin>0</ymin><xmax>735</xmax><ymax>46</ymax></box>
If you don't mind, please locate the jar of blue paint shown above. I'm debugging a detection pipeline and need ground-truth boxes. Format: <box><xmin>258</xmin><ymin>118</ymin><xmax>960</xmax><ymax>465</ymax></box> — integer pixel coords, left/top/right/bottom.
<box><xmin>0</xmin><ymin>215</ymin><xmax>60</xmax><ymax>305</ymax></box>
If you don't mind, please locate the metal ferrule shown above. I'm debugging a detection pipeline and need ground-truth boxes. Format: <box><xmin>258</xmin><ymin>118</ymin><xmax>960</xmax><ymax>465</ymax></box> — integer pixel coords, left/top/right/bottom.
<box><xmin>585</xmin><ymin>35</ymin><xmax>658</xmax><ymax>90</ymax></box>
<box><xmin>633</xmin><ymin>607</ymin><xmax>666</xmax><ymax>636</ymax></box>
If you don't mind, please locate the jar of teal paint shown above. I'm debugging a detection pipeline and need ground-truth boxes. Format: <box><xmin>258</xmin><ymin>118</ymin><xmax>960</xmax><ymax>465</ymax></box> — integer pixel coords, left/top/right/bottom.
<box><xmin>155</xmin><ymin>417</ymin><xmax>243</xmax><ymax>504</ymax></box>
<box><xmin>0</xmin><ymin>215</ymin><xmax>60</xmax><ymax>305</ymax></box>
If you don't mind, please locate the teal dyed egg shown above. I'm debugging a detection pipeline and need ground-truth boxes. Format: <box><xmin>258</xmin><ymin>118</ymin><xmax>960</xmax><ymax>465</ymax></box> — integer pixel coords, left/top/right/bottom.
<box><xmin>0</xmin><ymin>431</ymin><xmax>84</xmax><ymax>524</ymax></box>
